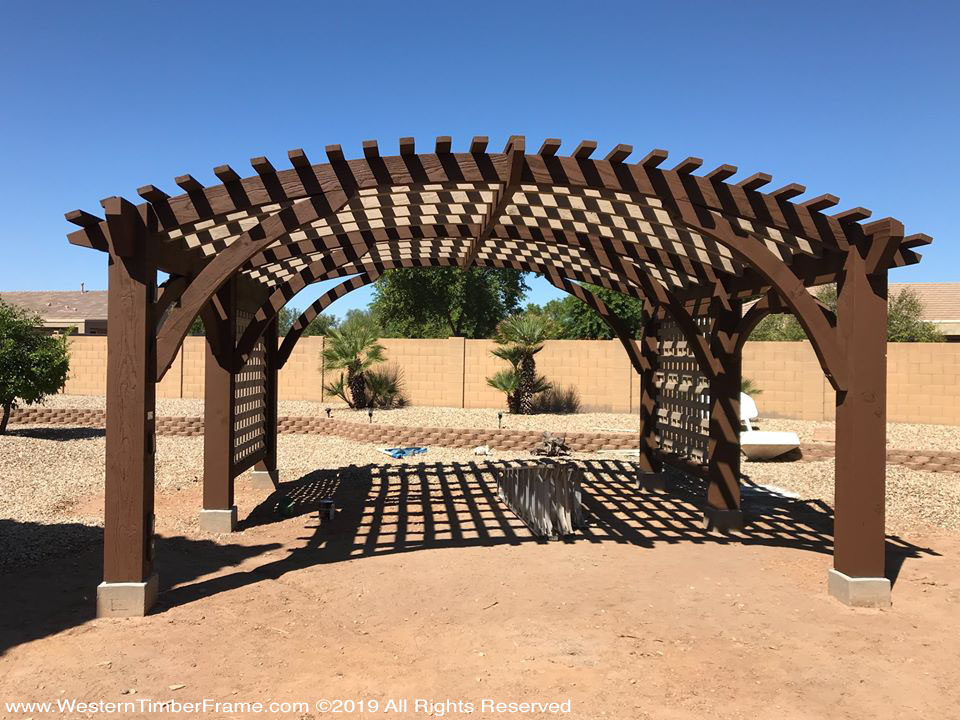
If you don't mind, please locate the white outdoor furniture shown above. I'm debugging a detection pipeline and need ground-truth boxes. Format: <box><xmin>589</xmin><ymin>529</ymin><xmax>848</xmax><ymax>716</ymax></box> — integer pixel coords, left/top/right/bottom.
<box><xmin>740</xmin><ymin>392</ymin><xmax>801</xmax><ymax>460</ymax></box>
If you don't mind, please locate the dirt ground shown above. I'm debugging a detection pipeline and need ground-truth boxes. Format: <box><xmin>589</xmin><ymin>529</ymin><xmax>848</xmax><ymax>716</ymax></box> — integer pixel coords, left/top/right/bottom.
<box><xmin>2</xmin><ymin>440</ymin><xmax>960</xmax><ymax>720</ymax></box>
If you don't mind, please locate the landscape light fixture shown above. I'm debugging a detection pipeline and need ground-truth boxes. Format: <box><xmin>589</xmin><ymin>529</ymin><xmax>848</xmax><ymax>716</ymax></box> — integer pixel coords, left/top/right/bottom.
<box><xmin>498</xmin><ymin>411</ymin><xmax>503</xmax><ymax>429</ymax></box>
<box><xmin>368</xmin><ymin>409</ymin><xmax>374</xmax><ymax>423</ymax></box>
<box><xmin>325</xmin><ymin>407</ymin><xmax>332</xmax><ymax>418</ymax></box>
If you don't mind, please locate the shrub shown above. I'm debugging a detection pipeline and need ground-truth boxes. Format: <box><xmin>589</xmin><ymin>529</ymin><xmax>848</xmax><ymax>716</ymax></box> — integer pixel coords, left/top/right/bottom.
<box><xmin>529</xmin><ymin>386</ymin><xmax>581</xmax><ymax>414</ymax></box>
<box><xmin>365</xmin><ymin>365</ymin><xmax>408</xmax><ymax>409</ymax></box>
<box><xmin>741</xmin><ymin>378</ymin><xmax>762</xmax><ymax>396</ymax></box>
<box><xmin>0</xmin><ymin>299</ymin><xmax>71</xmax><ymax>433</ymax></box>
<box><xmin>486</xmin><ymin>313</ymin><xmax>553</xmax><ymax>414</ymax></box>
<box><xmin>321</xmin><ymin>320</ymin><xmax>385</xmax><ymax>409</ymax></box>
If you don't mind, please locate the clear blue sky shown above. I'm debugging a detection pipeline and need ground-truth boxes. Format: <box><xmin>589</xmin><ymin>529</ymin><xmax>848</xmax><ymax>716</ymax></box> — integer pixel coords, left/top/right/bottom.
<box><xmin>1</xmin><ymin>1</ymin><xmax>957</xmax><ymax>318</ymax></box>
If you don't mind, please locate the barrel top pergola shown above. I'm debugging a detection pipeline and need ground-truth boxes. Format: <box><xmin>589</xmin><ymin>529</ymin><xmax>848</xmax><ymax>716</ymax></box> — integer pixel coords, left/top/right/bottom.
<box><xmin>66</xmin><ymin>136</ymin><xmax>929</xmax><ymax>382</ymax></box>
<box><xmin>66</xmin><ymin>135</ymin><xmax>930</xmax><ymax>616</ymax></box>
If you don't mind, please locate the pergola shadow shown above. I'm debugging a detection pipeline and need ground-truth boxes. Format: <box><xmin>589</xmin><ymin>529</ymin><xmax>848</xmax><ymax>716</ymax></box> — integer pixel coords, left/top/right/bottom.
<box><xmin>0</xmin><ymin>528</ymin><xmax>281</xmax><ymax>656</ymax></box>
<box><xmin>159</xmin><ymin>459</ymin><xmax>936</xmax><ymax>611</ymax></box>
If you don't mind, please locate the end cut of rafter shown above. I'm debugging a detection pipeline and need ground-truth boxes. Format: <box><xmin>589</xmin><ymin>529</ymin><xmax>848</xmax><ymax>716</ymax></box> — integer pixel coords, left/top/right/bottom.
<box><xmin>769</xmin><ymin>183</ymin><xmax>806</xmax><ymax>201</ymax></box>
<box><xmin>362</xmin><ymin>140</ymin><xmax>380</xmax><ymax>160</ymax></box>
<box><xmin>737</xmin><ymin>172</ymin><xmax>772</xmax><ymax>191</ymax></box>
<box><xmin>605</xmin><ymin>144</ymin><xmax>633</xmax><ymax>163</ymax></box>
<box><xmin>435</xmin><ymin>136</ymin><xmax>452</xmax><ymax>154</ymax></box>
<box><xmin>398</xmin><ymin>137</ymin><xmax>415</xmax><ymax>156</ymax></box>
<box><xmin>640</xmin><ymin>149</ymin><xmax>669</xmax><ymax>169</ymax></box>
<box><xmin>469</xmin><ymin>136</ymin><xmax>488</xmax><ymax>154</ymax></box>
<box><xmin>288</xmin><ymin>149</ymin><xmax>311</xmax><ymax>168</ymax></box>
<box><xmin>251</xmin><ymin>156</ymin><xmax>276</xmax><ymax>176</ymax></box>
<box><xmin>65</xmin><ymin>209</ymin><xmax>103</xmax><ymax>227</ymax></box>
<box><xmin>801</xmin><ymin>194</ymin><xmax>840</xmax><ymax>212</ymax></box>
<box><xmin>832</xmin><ymin>207</ymin><xmax>872</xmax><ymax>223</ymax></box>
<box><xmin>705</xmin><ymin>164</ymin><xmax>738</xmax><ymax>182</ymax></box>
<box><xmin>673</xmin><ymin>157</ymin><xmax>703</xmax><ymax>175</ymax></box>
<box><xmin>214</xmin><ymin>165</ymin><xmax>240</xmax><ymax>183</ymax></box>
<box><xmin>175</xmin><ymin>175</ymin><xmax>203</xmax><ymax>193</ymax></box>
<box><xmin>137</xmin><ymin>185</ymin><xmax>169</xmax><ymax>203</ymax></box>
<box><xmin>573</xmin><ymin>140</ymin><xmax>597</xmax><ymax>159</ymax></box>
<box><xmin>539</xmin><ymin>138</ymin><xmax>562</xmax><ymax>157</ymax></box>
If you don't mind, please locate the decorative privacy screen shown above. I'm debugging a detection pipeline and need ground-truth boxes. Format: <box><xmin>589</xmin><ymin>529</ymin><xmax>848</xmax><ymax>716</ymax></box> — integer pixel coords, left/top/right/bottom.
<box><xmin>655</xmin><ymin>314</ymin><xmax>711</xmax><ymax>467</ymax></box>
<box><xmin>232</xmin><ymin>310</ymin><xmax>268</xmax><ymax>473</ymax></box>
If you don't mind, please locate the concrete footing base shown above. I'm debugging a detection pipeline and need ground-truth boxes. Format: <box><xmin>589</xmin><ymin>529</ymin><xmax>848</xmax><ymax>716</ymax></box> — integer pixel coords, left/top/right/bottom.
<box><xmin>248</xmin><ymin>468</ymin><xmax>279</xmax><ymax>490</ymax></box>
<box><xmin>97</xmin><ymin>573</ymin><xmax>159</xmax><ymax>618</ymax></box>
<box><xmin>828</xmin><ymin>568</ymin><xmax>891</xmax><ymax>608</ymax></box>
<box><xmin>199</xmin><ymin>506</ymin><xmax>238</xmax><ymax>533</ymax></box>
<box><xmin>638</xmin><ymin>471</ymin><xmax>669</xmax><ymax>492</ymax></box>
<box><xmin>703</xmin><ymin>507</ymin><xmax>744</xmax><ymax>532</ymax></box>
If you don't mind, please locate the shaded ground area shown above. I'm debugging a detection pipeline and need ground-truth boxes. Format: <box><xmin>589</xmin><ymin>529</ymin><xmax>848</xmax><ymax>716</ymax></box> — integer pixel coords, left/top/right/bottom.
<box><xmin>2</xmin><ymin>451</ymin><xmax>959</xmax><ymax>719</ymax></box>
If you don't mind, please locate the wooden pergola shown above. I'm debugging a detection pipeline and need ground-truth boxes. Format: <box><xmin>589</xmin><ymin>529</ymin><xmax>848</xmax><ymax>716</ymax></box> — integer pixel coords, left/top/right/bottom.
<box><xmin>66</xmin><ymin>136</ymin><xmax>930</xmax><ymax>615</ymax></box>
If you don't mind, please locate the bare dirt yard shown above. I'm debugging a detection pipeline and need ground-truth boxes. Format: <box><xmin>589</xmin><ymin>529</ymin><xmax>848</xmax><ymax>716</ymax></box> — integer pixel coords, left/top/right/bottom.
<box><xmin>1</xmin><ymin>405</ymin><xmax>959</xmax><ymax>719</ymax></box>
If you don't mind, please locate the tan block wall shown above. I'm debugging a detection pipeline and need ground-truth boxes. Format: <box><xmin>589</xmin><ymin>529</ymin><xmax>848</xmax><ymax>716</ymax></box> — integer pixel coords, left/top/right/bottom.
<box><xmin>57</xmin><ymin>336</ymin><xmax>960</xmax><ymax>425</ymax></box>
<box><xmin>741</xmin><ymin>341</ymin><xmax>832</xmax><ymax>421</ymax></box>
<box><xmin>63</xmin><ymin>336</ymin><xmax>107</xmax><ymax>395</ymax></box>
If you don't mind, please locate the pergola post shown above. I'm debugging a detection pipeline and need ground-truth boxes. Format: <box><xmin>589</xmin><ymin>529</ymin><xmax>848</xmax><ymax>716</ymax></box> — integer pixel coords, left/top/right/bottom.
<box><xmin>638</xmin><ymin>305</ymin><xmax>665</xmax><ymax>491</ymax></box>
<box><xmin>704</xmin><ymin>298</ymin><xmax>743</xmax><ymax>532</ymax></box>
<box><xmin>250</xmin><ymin>316</ymin><xmax>279</xmax><ymax>489</ymax></box>
<box><xmin>829</xmin><ymin>230</ymin><xmax>897</xmax><ymax>607</ymax></box>
<box><xmin>200</xmin><ymin>284</ymin><xmax>238</xmax><ymax>533</ymax></box>
<box><xmin>97</xmin><ymin>198</ymin><xmax>159</xmax><ymax>618</ymax></box>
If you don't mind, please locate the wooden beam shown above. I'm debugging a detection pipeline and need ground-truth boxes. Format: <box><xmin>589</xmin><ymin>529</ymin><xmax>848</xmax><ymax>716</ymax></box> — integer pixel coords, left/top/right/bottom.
<box><xmin>538</xmin><ymin>138</ymin><xmax>562</xmax><ymax>157</ymax></box>
<box><xmin>672</xmin><ymin>157</ymin><xmax>703</xmax><ymax>175</ymax></box>
<box><xmin>65</xmin><ymin>209</ymin><xmax>103</xmax><ymax>228</ymax></box>
<box><xmin>572</xmin><ymin>140</ymin><xmax>597</xmax><ymax>159</ymax></box>
<box><xmin>833</xmin><ymin>240</ymin><xmax>888</xmax><ymax>582</ymax></box>
<box><xmin>469</xmin><ymin>136</ymin><xmax>489</xmax><ymax>154</ymax></box>
<box><xmin>604</xmin><ymin>144</ymin><xmax>633</xmax><ymax>163</ymax></box>
<box><xmin>705</xmin><ymin>164</ymin><xmax>737</xmax><ymax>182</ymax></box>
<box><xmin>101</xmin><ymin>196</ymin><xmax>156</xmax><ymax>595</ymax></box>
<box><xmin>639</xmin><ymin>149</ymin><xmax>669</xmax><ymax>168</ymax></box>
<box><xmin>288</xmin><ymin>148</ymin><xmax>311</xmax><ymax>169</ymax></box>
<box><xmin>175</xmin><ymin>175</ymin><xmax>203</xmax><ymax>193</ymax></box>
<box><xmin>137</xmin><ymin>185</ymin><xmax>170</xmax><ymax>204</ymax></box>
<box><xmin>769</xmin><ymin>183</ymin><xmax>806</xmax><ymax>201</ymax></box>
<box><xmin>737</xmin><ymin>172</ymin><xmax>772</xmax><ymax>191</ymax></box>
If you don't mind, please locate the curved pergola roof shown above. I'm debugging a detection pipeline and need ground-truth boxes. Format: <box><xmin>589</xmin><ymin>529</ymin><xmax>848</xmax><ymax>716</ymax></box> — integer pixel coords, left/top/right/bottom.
<box><xmin>66</xmin><ymin>135</ymin><xmax>931</xmax><ymax>388</ymax></box>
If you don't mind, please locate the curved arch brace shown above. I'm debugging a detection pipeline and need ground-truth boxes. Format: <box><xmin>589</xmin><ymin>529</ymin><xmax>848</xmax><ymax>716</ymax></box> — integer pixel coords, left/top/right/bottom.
<box><xmin>277</xmin><ymin>270</ymin><xmax>382</xmax><ymax>367</ymax></box>
<box><xmin>663</xmin><ymin>186</ymin><xmax>846</xmax><ymax>391</ymax></box>
<box><xmin>155</xmin><ymin>191</ymin><xmax>354</xmax><ymax>379</ymax></box>
<box><xmin>539</xmin><ymin>270</ymin><xmax>648</xmax><ymax>375</ymax></box>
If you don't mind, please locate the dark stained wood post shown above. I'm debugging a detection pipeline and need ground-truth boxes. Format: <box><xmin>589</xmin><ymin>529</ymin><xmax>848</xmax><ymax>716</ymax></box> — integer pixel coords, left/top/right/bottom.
<box><xmin>829</xmin><ymin>222</ymin><xmax>901</xmax><ymax>607</ymax></box>
<box><xmin>704</xmin><ymin>297</ymin><xmax>743</xmax><ymax>531</ymax></box>
<box><xmin>98</xmin><ymin>197</ymin><xmax>159</xmax><ymax>617</ymax></box>
<box><xmin>201</xmin><ymin>283</ymin><xmax>238</xmax><ymax>533</ymax></box>
<box><xmin>251</xmin><ymin>315</ymin><xmax>279</xmax><ymax>489</ymax></box>
<box><xmin>637</xmin><ymin>304</ymin><xmax>664</xmax><ymax>490</ymax></box>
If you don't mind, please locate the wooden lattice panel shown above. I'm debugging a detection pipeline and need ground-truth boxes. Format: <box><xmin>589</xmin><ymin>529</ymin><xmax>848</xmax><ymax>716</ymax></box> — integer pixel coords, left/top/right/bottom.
<box><xmin>655</xmin><ymin>314</ymin><xmax>711</xmax><ymax>466</ymax></box>
<box><xmin>232</xmin><ymin>310</ymin><xmax>267</xmax><ymax>471</ymax></box>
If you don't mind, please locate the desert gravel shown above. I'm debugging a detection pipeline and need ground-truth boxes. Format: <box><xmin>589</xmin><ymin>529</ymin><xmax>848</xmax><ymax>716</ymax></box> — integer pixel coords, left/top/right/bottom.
<box><xmin>4</xmin><ymin>397</ymin><xmax>959</xmax><ymax>572</ymax></box>
<box><xmin>39</xmin><ymin>394</ymin><xmax>960</xmax><ymax>451</ymax></box>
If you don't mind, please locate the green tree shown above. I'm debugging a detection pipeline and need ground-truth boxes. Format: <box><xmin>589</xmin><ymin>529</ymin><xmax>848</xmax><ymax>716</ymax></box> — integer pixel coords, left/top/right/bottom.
<box><xmin>486</xmin><ymin>313</ymin><xmax>553</xmax><ymax>414</ymax></box>
<box><xmin>0</xmin><ymin>300</ymin><xmax>71</xmax><ymax>433</ymax></box>
<box><xmin>301</xmin><ymin>312</ymin><xmax>339</xmax><ymax>337</ymax></box>
<box><xmin>321</xmin><ymin>317</ymin><xmax>386</xmax><ymax>410</ymax></box>
<box><xmin>553</xmin><ymin>284</ymin><xmax>646</xmax><ymax>339</ymax></box>
<box><xmin>370</xmin><ymin>267</ymin><xmax>528</xmax><ymax>338</ymax></box>
<box><xmin>748</xmin><ymin>285</ymin><xmax>942</xmax><ymax>342</ymax></box>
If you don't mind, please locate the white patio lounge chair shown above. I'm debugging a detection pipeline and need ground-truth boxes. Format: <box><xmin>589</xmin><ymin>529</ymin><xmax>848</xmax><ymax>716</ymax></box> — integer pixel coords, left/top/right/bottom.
<box><xmin>739</xmin><ymin>392</ymin><xmax>801</xmax><ymax>460</ymax></box>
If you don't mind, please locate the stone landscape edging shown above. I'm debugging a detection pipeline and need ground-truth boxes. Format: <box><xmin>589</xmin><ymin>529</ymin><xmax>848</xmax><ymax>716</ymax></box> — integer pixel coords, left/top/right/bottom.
<box><xmin>8</xmin><ymin>407</ymin><xmax>960</xmax><ymax>471</ymax></box>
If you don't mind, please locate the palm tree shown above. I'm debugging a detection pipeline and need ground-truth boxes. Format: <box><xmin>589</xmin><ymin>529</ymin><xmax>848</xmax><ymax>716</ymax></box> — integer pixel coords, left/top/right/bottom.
<box><xmin>321</xmin><ymin>321</ymin><xmax>385</xmax><ymax>409</ymax></box>
<box><xmin>486</xmin><ymin>313</ymin><xmax>553</xmax><ymax>414</ymax></box>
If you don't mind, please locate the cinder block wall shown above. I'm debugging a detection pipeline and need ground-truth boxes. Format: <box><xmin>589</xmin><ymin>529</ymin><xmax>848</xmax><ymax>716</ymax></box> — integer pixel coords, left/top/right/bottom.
<box><xmin>60</xmin><ymin>336</ymin><xmax>960</xmax><ymax>425</ymax></box>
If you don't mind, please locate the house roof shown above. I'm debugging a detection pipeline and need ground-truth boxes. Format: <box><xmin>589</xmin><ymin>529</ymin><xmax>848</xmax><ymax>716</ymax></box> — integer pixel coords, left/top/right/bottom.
<box><xmin>890</xmin><ymin>283</ymin><xmax>960</xmax><ymax>322</ymax></box>
<box><xmin>0</xmin><ymin>291</ymin><xmax>108</xmax><ymax>320</ymax></box>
